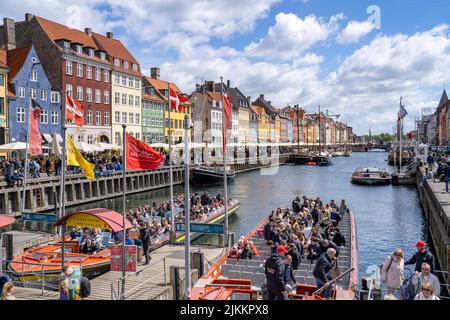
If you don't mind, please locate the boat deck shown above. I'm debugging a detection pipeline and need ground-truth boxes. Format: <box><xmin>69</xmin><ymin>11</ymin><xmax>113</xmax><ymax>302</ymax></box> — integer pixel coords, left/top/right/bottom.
<box><xmin>217</xmin><ymin>212</ymin><xmax>354</xmax><ymax>297</ymax></box>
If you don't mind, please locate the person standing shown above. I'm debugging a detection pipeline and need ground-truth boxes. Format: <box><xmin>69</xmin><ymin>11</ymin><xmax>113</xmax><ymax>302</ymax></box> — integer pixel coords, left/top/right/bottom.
<box><xmin>312</xmin><ymin>248</ymin><xmax>336</xmax><ymax>299</ymax></box>
<box><xmin>411</xmin><ymin>262</ymin><xmax>441</xmax><ymax>297</ymax></box>
<box><xmin>405</xmin><ymin>241</ymin><xmax>436</xmax><ymax>273</ymax></box>
<box><xmin>426</xmin><ymin>153</ymin><xmax>435</xmax><ymax>171</ymax></box>
<box><xmin>264</xmin><ymin>245</ymin><xmax>289</xmax><ymax>300</ymax></box>
<box><xmin>380</xmin><ymin>248</ymin><xmax>404</xmax><ymax>296</ymax></box>
<box><xmin>45</xmin><ymin>158</ymin><xmax>51</xmax><ymax>176</ymax></box>
<box><xmin>139</xmin><ymin>222</ymin><xmax>152</xmax><ymax>265</ymax></box>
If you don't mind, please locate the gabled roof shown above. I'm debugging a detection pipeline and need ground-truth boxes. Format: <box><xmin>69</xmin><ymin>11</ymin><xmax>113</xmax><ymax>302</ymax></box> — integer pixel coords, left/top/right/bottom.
<box><xmin>206</xmin><ymin>91</ymin><xmax>222</xmax><ymax>101</ymax></box>
<box><xmin>142</xmin><ymin>93</ymin><xmax>166</xmax><ymax>103</ymax></box>
<box><xmin>92</xmin><ymin>32</ymin><xmax>141</xmax><ymax>77</ymax></box>
<box><xmin>145</xmin><ymin>77</ymin><xmax>182</xmax><ymax>95</ymax></box>
<box><xmin>438</xmin><ymin>89</ymin><xmax>448</xmax><ymax>108</ymax></box>
<box><xmin>0</xmin><ymin>49</ymin><xmax>8</xmax><ymax>70</ymax></box>
<box><xmin>229</xmin><ymin>87</ymin><xmax>248</xmax><ymax>103</ymax></box>
<box><xmin>6</xmin><ymin>45</ymin><xmax>32</xmax><ymax>81</ymax></box>
<box><xmin>35</xmin><ymin>16</ymin><xmax>98</xmax><ymax>48</ymax></box>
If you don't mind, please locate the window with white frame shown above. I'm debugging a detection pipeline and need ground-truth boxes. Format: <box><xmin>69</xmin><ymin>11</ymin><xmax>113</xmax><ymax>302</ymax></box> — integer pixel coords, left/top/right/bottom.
<box><xmin>121</xmin><ymin>75</ymin><xmax>126</xmax><ymax>86</ymax></box>
<box><xmin>121</xmin><ymin>93</ymin><xmax>127</xmax><ymax>105</ymax></box>
<box><xmin>96</xmin><ymin>111</ymin><xmax>101</xmax><ymax>125</ymax></box>
<box><xmin>135</xmin><ymin>79</ymin><xmax>140</xmax><ymax>89</ymax></box>
<box><xmin>40</xmin><ymin>110</ymin><xmax>48</xmax><ymax>124</ymax></box>
<box><xmin>89</xmin><ymin>48</ymin><xmax>94</xmax><ymax>57</ymax></box>
<box><xmin>77</xmin><ymin>86</ymin><xmax>83</xmax><ymax>101</ymax></box>
<box><xmin>95</xmin><ymin>89</ymin><xmax>101</xmax><ymax>103</ymax></box>
<box><xmin>86</xmin><ymin>66</ymin><xmax>92</xmax><ymax>79</ymax></box>
<box><xmin>132</xmin><ymin>63</ymin><xmax>137</xmax><ymax>71</ymax></box>
<box><xmin>95</xmin><ymin>68</ymin><xmax>101</xmax><ymax>81</ymax></box>
<box><xmin>66</xmin><ymin>61</ymin><xmax>73</xmax><ymax>75</ymax></box>
<box><xmin>129</xmin><ymin>94</ymin><xmax>134</xmax><ymax>106</ymax></box>
<box><xmin>104</xmin><ymin>91</ymin><xmax>109</xmax><ymax>104</ymax></box>
<box><xmin>135</xmin><ymin>132</ymin><xmax>140</xmax><ymax>140</ymax></box>
<box><xmin>51</xmin><ymin>111</ymin><xmax>58</xmax><ymax>124</ymax></box>
<box><xmin>86</xmin><ymin>88</ymin><xmax>92</xmax><ymax>102</ymax></box>
<box><xmin>104</xmin><ymin>70</ymin><xmax>109</xmax><ymax>83</ymax></box>
<box><xmin>104</xmin><ymin>112</ymin><xmax>110</xmax><ymax>125</ymax></box>
<box><xmin>77</xmin><ymin>63</ymin><xmax>83</xmax><ymax>77</ymax></box>
<box><xmin>29</xmin><ymin>88</ymin><xmax>36</xmax><ymax>99</ymax></box>
<box><xmin>41</xmin><ymin>90</ymin><xmax>47</xmax><ymax>101</ymax></box>
<box><xmin>19</xmin><ymin>87</ymin><xmax>25</xmax><ymax>98</ymax></box>
<box><xmin>115</xmin><ymin>132</ymin><xmax>120</xmax><ymax>145</ymax></box>
<box><xmin>66</xmin><ymin>84</ymin><xmax>73</xmax><ymax>98</ymax></box>
<box><xmin>30</xmin><ymin>70</ymin><xmax>37</xmax><ymax>82</ymax></box>
<box><xmin>123</xmin><ymin>61</ymin><xmax>129</xmax><ymax>69</ymax></box>
<box><xmin>87</xmin><ymin>134</ymin><xmax>94</xmax><ymax>144</ymax></box>
<box><xmin>51</xmin><ymin>91</ymin><xmax>60</xmax><ymax>103</ymax></box>
<box><xmin>115</xmin><ymin>111</ymin><xmax>120</xmax><ymax>123</ymax></box>
<box><xmin>76</xmin><ymin>45</ymin><xmax>82</xmax><ymax>54</ymax></box>
<box><xmin>87</xmin><ymin>110</ymin><xmax>93</xmax><ymax>124</ymax></box>
<box><xmin>128</xmin><ymin>77</ymin><xmax>133</xmax><ymax>87</ymax></box>
<box><xmin>17</xmin><ymin>107</ymin><xmax>25</xmax><ymax>123</ymax></box>
<box><xmin>100</xmin><ymin>52</ymin><xmax>106</xmax><ymax>60</ymax></box>
<box><xmin>114</xmin><ymin>58</ymin><xmax>120</xmax><ymax>66</ymax></box>
<box><xmin>128</xmin><ymin>113</ymin><xmax>133</xmax><ymax>124</ymax></box>
<box><xmin>122</xmin><ymin>112</ymin><xmax>127</xmax><ymax>124</ymax></box>
<box><xmin>135</xmin><ymin>96</ymin><xmax>140</xmax><ymax>107</ymax></box>
<box><xmin>115</xmin><ymin>74</ymin><xmax>120</xmax><ymax>85</ymax></box>
<box><xmin>77</xmin><ymin>134</ymin><xmax>84</xmax><ymax>143</ymax></box>
<box><xmin>135</xmin><ymin>113</ymin><xmax>140</xmax><ymax>125</ymax></box>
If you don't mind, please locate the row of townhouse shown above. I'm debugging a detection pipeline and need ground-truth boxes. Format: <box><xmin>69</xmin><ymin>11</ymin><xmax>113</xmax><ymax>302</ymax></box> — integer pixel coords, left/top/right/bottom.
<box><xmin>0</xmin><ymin>13</ymin><xmax>354</xmax><ymax>160</ymax></box>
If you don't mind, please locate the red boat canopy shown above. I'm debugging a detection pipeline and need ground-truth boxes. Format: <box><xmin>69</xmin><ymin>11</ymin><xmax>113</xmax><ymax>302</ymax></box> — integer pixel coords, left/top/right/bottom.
<box><xmin>0</xmin><ymin>216</ymin><xmax>15</xmax><ymax>228</ymax></box>
<box><xmin>54</xmin><ymin>208</ymin><xmax>133</xmax><ymax>232</ymax></box>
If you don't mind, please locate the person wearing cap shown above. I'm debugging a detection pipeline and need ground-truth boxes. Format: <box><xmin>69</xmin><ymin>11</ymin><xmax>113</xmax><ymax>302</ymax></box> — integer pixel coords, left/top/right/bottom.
<box><xmin>264</xmin><ymin>244</ymin><xmax>289</xmax><ymax>300</ymax></box>
<box><xmin>405</xmin><ymin>241</ymin><xmax>436</xmax><ymax>273</ymax></box>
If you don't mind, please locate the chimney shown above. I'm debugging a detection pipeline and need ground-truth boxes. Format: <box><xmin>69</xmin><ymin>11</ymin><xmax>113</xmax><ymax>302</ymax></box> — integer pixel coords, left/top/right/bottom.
<box><xmin>247</xmin><ymin>96</ymin><xmax>252</xmax><ymax>106</ymax></box>
<box><xmin>259</xmin><ymin>94</ymin><xmax>264</xmax><ymax>101</ymax></box>
<box><xmin>150</xmin><ymin>67</ymin><xmax>160</xmax><ymax>80</ymax></box>
<box><xmin>25</xmin><ymin>13</ymin><xmax>33</xmax><ymax>22</ymax></box>
<box><xmin>3</xmin><ymin>18</ymin><xmax>16</xmax><ymax>50</ymax></box>
<box><xmin>85</xmin><ymin>28</ymin><xmax>92</xmax><ymax>37</ymax></box>
<box><xmin>205</xmin><ymin>81</ymin><xmax>215</xmax><ymax>92</ymax></box>
<box><xmin>106</xmin><ymin>32</ymin><xmax>113</xmax><ymax>39</ymax></box>
<box><xmin>227</xmin><ymin>80</ymin><xmax>230</xmax><ymax>88</ymax></box>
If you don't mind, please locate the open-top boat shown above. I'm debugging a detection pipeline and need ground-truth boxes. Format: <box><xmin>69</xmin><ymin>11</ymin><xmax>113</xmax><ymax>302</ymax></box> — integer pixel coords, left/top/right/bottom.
<box><xmin>191</xmin><ymin>166</ymin><xmax>236</xmax><ymax>185</ymax></box>
<box><xmin>351</xmin><ymin>167</ymin><xmax>391</xmax><ymax>185</ymax></box>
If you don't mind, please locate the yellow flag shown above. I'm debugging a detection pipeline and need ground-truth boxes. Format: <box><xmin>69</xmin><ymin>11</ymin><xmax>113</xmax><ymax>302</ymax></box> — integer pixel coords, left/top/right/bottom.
<box><xmin>66</xmin><ymin>135</ymin><xmax>95</xmax><ymax>180</ymax></box>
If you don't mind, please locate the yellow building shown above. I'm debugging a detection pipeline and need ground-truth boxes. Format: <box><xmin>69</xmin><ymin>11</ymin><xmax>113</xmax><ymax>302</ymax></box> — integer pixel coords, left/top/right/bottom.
<box><xmin>274</xmin><ymin>115</ymin><xmax>281</xmax><ymax>143</ymax></box>
<box><xmin>0</xmin><ymin>49</ymin><xmax>9</xmax><ymax>158</ymax></box>
<box><xmin>254</xmin><ymin>106</ymin><xmax>269</xmax><ymax>142</ymax></box>
<box><xmin>238</xmin><ymin>106</ymin><xmax>249</xmax><ymax>143</ymax></box>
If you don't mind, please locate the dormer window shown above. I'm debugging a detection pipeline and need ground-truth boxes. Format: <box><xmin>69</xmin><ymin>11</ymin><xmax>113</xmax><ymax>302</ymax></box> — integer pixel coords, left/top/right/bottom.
<box><xmin>100</xmin><ymin>52</ymin><xmax>106</xmax><ymax>60</ymax></box>
<box><xmin>123</xmin><ymin>61</ymin><xmax>129</xmax><ymax>69</ymax></box>
<box><xmin>63</xmin><ymin>41</ymin><xmax>70</xmax><ymax>49</ymax></box>
<box><xmin>114</xmin><ymin>58</ymin><xmax>120</xmax><ymax>66</ymax></box>
<box><xmin>132</xmin><ymin>63</ymin><xmax>137</xmax><ymax>71</ymax></box>
<box><xmin>76</xmin><ymin>45</ymin><xmax>83</xmax><ymax>54</ymax></box>
<box><xmin>89</xmin><ymin>48</ymin><xmax>94</xmax><ymax>57</ymax></box>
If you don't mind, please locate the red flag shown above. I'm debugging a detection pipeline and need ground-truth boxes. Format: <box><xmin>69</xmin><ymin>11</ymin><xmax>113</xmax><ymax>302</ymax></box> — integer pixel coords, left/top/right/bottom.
<box><xmin>169</xmin><ymin>87</ymin><xmax>188</xmax><ymax>113</ymax></box>
<box><xmin>222</xmin><ymin>90</ymin><xmax>232</xmax><ymax>152</ymax></box>
<box><xmin>125</xmin><ymin>133</ymin><xmax>164</xmax><ymax>170</ymax></box>
<box><xmin>66</xmin><ymin>94</ymin><xmax>83</xmax><ymax>126</ymax></box>
<box><xmin>29</xmin><ymin>99</ymin><xmax>43</xmax><ymax>156</ymax></box>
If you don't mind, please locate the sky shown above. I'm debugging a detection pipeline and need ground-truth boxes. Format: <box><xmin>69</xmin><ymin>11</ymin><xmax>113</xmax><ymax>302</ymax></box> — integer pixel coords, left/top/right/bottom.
<box><xmin>2</xmin><ymin>0</ymin><xmax>450</xmax><ymax>135</ymax></box>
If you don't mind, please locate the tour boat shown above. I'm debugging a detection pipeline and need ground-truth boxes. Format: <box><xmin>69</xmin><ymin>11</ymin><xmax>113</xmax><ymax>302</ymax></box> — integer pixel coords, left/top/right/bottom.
<box><xmin>292</xmin><ymin>155</ymin><xmax>333</xmax><ymax>166</ymax></box>
<box><xmin>331</xmin><ymin>151</ymin><xmax>343</xmax><ymax>157</ymax></box>
<box><xmin>190</xmin><ymin>209</ymin><xmax>358</xmax><ymax>300</ymax></box>
<box><xmin>191</xmin><ymin>166</ymin><xmax>236</xmax><ymax>185</ymax></box>
<box><xmin>343</xmin><ymin>150</ymin><xmax>352</xmax><ymax>157</ymax></box>
<box><xmin>351</xmin><ymin>167</ymin><xmax>391</xmax><ymax>185</ymax></box>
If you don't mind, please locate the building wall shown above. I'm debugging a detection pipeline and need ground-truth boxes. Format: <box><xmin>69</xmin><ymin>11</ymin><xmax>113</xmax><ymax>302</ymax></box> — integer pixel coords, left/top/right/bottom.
<box><xmin>111</xmin><ymin>71</ymin><xmax>141</xmax><ymax>144</ymax></box>
<box><xmin>274</xmin><ymin>117</ymin><xmax>281</xmax><ymax>143</ymax></box>
<box><xmin>141</xmin><ymin>97</ymin><xmax>164</xmax><ymax>144</ymax></box>
<box><xmin>0</xmin><ymin>64</ymin><xmax>8</xmax><ymax>158</ymax></box>
<box><xmin>238</xmin><ymin>107</ymin><xmax>249</xmax><ymax>143</ymax></box>
<box><xmin>8</xmin><ymin>47</ymin><xmax>60</xmax><ymax>142</ymax></box>
<box><xmin>165</xmin><ymin>105</ymin><xmax>191</xmax><ymax>144</ymax></box>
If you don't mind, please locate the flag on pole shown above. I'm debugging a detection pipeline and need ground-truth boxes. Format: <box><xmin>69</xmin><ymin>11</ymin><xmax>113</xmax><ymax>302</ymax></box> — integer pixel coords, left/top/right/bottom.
<box><xmin>220</xmin><ymin>85</ymin><xmax>232</xmax><ymax>150</ymax></box>
<box><xmin>398</xmin><ymin>101</ymin><xmax>408</xmax><ymax>120</ymax></box>
<box><xmin>169</xmin><ymin>87</ymin><xmax>189</xmax><ymax>113</ymax></box>
<box><xmin>125</xmin><ymin>133</ymin><xmax>164</xmax><ymax>170</ymax></box>
<box><xmin>66</xmin><ymin>135</ymin><xmax>95</xmax><ymax>180</ymax></box>
<box><xmin>52</xmin><ymin>133</ymin><xmax>61</xmax><ymax>156</ymax></box>
<box><xmin>66</xmin><ymin>94</ymin><xmax>84</xmax><ymax>126</ymax></box>
<box><xmin>29</xmin><ymin>99</ymin><xmax>43</xmax><ymax>156</ymax></box>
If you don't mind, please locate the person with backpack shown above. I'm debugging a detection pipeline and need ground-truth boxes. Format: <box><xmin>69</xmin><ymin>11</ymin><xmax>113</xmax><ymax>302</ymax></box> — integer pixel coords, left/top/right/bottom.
<box><xmin>380</xmin><ymin>248</ymin><xmax>404</xmax><ymax>297</ymax></box>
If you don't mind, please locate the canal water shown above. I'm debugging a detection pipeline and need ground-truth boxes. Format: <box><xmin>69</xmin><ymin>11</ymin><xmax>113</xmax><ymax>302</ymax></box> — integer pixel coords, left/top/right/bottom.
<box><xmin>67</xmin><ymin>151</ymin><xmax>427</xmax><ymax>280</ymax></box>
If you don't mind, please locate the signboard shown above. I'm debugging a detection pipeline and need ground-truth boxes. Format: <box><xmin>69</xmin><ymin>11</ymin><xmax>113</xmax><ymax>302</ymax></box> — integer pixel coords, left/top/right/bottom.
<box><xmin>22</xmin><ymin>212</ymin><xmax>57</xmax><ymax>223</ymax></box>
<box><xmin>175</xmin><ymin>223</ymin><xmax>224</xmax><ymax>234</ymax></box>
<box><xmin>111</xmin><ymin>245</ymin><xmax>137</xmax><ymax>272</ymax></box>
<box><xmin>65</xmin><ymin>213</ymin><xmax>110</xmax><ymax>230</ymax></box>
<box><xmin>128</xmin><ymin>229</ymin><xmax>140</xmax><ymax>240</ymax></box>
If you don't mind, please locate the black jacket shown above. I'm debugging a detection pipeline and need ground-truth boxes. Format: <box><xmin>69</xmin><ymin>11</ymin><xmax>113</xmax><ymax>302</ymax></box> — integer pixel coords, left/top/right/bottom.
<box><xmin>405</xmin><ymin>249</ymin><xmax>436</xmax><ymax>273</ymax></box>
<box><xmin>332</xmin><ymin>232</ymin><xmax>346</xmax><ymax>247</ymax></box>
<box><xmin>319</xmin><ymin>241</ymin><xmax>340</xmax><ymax>257</ymax></box>
<box><xmin>263</xmin><ymin>223</ymin><xmax>272</xmax><ymax>241</ymax></box>
<box><xmin>140</xmin><ymin>227</ymin><xmax>151</xmax><ymax>248</ymax></box>
<box><xmin>264</xmin><ymin>253</ymin><xmax>286</xmax><ymax>294</ymax></box>
<box><xmin>313</xmin><ymin>252</ymin><xmax>333</xmax><ymax>282</ymax></box>
<box><xmin>288</xmin><ymin>248</ymin><xmax>301</xmax><ymax>270</ymax></box>
<box><xmin>307</xmin><ymin>243</ymin><xmax>321</xmax><ymax>260</ymax></box>
<box><xmin>283</xmin><ymin>264</ymin><xmax>296</xmax><ymax>285</ymax></box>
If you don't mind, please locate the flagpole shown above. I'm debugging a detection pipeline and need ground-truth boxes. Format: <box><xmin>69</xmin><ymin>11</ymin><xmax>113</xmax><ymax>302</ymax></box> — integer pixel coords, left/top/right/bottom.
<box><xmin>167</xmin><ymin>82</ymin><xmax>175</xmax><ymax>244</ymax></box>
<box><xmin>121</xmin><ymin>124</ymin><xmax>127</xmax><ymax>300</ymax></box>
<box><xmin>399</xmin><ymin>97</ymin><xmax>403</xmax><ymax>174</ymax></box>
<box><xmin>60</xmin><ymin>90</ymin><xmax>67</xmax><ymax>272</ymax></box>
<box><xmin>21</xmin><ymin>98</ymin><xmax>32</xmax><ymax>216</ymax></box>
<box><xmin>183</xmin><ymin>114</ymin><xmax>191</xmax><ymax>299</ymax></box>
<box><xmin>220</xmin><ymin>77</ymin><xmax>229</xmax><ymax>247</ymax></box>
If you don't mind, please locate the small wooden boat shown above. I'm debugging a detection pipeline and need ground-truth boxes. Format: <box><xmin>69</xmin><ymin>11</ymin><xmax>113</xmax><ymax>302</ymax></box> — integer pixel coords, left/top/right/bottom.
<box><xmin>351</xmin><ymin>167</ymin><xmax>391</xmax><ymax>185</ymax></box>
<box><xmin>191</xmin><ymin>166</ymin><xmax>236</xmax><ymax>185</ymax></box>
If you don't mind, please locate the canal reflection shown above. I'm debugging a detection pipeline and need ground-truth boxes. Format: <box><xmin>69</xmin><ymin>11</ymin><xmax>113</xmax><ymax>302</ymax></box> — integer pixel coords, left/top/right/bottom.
<box><xmin>66</xmin><ymin>151</ymin><xmax>427</xmax><ymax>280</ymax></box>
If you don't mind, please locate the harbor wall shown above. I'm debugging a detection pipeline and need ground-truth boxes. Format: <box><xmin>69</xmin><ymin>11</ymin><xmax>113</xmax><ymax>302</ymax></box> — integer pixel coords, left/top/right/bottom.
<box><xmin>416</xmin><ymin>168</ymin><xmax>450</xmax><ymax>285</ymax></box>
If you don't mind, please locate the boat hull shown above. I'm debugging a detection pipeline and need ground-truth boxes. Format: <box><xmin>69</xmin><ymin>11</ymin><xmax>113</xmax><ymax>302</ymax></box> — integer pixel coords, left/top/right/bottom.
<box><xmin>191</xmin><ymin>169</ymin><xmax>236</xmax><ymax>185</ymax></box>
<box><xmin>351</xmin><ymin>177</ymin><xmax>391</xmax><ymax>185</ymax></box>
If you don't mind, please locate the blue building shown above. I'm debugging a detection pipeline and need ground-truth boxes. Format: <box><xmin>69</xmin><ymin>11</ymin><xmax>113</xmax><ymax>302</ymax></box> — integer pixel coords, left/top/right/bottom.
<box><xmin>7</xmin><ymin>45</ymin><xmax>61</xmax><ymax>143</ymax></box>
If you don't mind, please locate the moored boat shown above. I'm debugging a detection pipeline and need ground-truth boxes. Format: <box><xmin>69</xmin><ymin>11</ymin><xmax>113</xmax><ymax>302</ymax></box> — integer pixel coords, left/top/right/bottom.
<box><xmin>191</xmin><ymin>166</ymin><xmax>236</xmax><ymax>185</ymax></box>
<box><xmin>351</xmin><ymin>167</ymin><xmax>391</xmax><ymax>185</ymax></box>
<box><xmin>343</xmin><ymin>150</ymin><xmax>352</xmax><ymax>157</ymax></box>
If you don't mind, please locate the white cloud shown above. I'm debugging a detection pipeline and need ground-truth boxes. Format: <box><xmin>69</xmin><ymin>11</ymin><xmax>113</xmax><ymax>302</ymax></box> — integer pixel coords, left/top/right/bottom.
<box><xmin>337</xmin><ymin>20</ymin><xmax>375</xmax><ymax>44</ymax></box>
<box><xmin>244</xmin><ymin>13</ymin><xmax>345</xmax><ymax>60</ymax></box>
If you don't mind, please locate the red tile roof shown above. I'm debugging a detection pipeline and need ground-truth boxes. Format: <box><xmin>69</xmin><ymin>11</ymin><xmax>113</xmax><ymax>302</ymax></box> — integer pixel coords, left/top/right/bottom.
<box><xmin>206</xmin><ymin>91</ymin><xmax>223</xmax><ymax>101</ymax></box>
<box><xmin>145</xmin><ymin>77</ymin><xmax>182</xmax><ymax>94</ymax></box>
<box><xmin>0</xmin><ymin>49</ymin><xmax>8</xmax><ymax>69</ymax></box>
<box><xmin>142</xmin><ymin>93</ymin><xmax>166</xmax><ymax>103</ymax></box>
<box><xmin>7</xmin><ymin>45</ymin><xmax>32</xmax><ymax>81</ymax></box>
<box><xmin>92</xmin><ymin>32</ymin><xmax>141</xmax><ymax>77</ymax></box>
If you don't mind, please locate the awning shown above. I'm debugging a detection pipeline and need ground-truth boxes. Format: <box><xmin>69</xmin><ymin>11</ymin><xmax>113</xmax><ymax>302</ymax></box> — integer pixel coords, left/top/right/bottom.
<box><xmin>0</xmin><ymin>216</ymin><xmax>15</xmax><ymax>228</ymax></box>
<box><xmin>54</xmin><ymin>208</ymin><xmax>133</xmax><ymax>232</ymax></box>
<box><xmin>0</xmin><ymin>141</ymin><xmax>28</xmax><ymax>151</ymax></box>
<box><xmin>42</xmin><ymin>133</ymin><xmax>52</xmax><ymax>144</ymax></box>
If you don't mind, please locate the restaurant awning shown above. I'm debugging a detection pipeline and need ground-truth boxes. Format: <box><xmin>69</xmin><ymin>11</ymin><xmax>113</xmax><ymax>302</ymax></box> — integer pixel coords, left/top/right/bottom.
<box><xmin>54</xmin><ymin>208</ymin><xmax>133</xmax><ymax>232</ymax></box>
<box><xmin>42</xmin><ymin>133</ymin><xmax>52</xmax><ymax>144</ymax></box>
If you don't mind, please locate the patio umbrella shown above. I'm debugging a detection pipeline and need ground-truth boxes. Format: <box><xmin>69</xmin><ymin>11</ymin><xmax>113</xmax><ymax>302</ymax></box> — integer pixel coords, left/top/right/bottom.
<box><xmin>0</xmin><ymin>141</ymin><xmax>28</xmax><ymax>151</ymax></box>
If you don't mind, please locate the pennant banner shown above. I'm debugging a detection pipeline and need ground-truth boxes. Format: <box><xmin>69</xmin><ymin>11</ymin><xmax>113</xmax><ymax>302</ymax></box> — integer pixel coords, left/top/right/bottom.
<box><xmin>29</xmin><ymin>99</ymin><xmax>43</xmax><ymax>156</ymax></box>
<box><xmin>125</xmin><ymin>133</ymin><xmax>164</xmax><ymax>170</ymax></box>
<box><xmin>66</xmin><ymin>135</ymin><xmax>95</xmax><ymax>180</ymax></box>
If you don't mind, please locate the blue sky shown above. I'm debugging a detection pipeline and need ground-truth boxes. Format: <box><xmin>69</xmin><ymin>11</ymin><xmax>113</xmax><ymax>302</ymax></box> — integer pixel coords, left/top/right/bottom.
<box><xmin>3</xmin><ymin>0</ymin><xmax>450</xmax><ymax>134</ymax></box>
